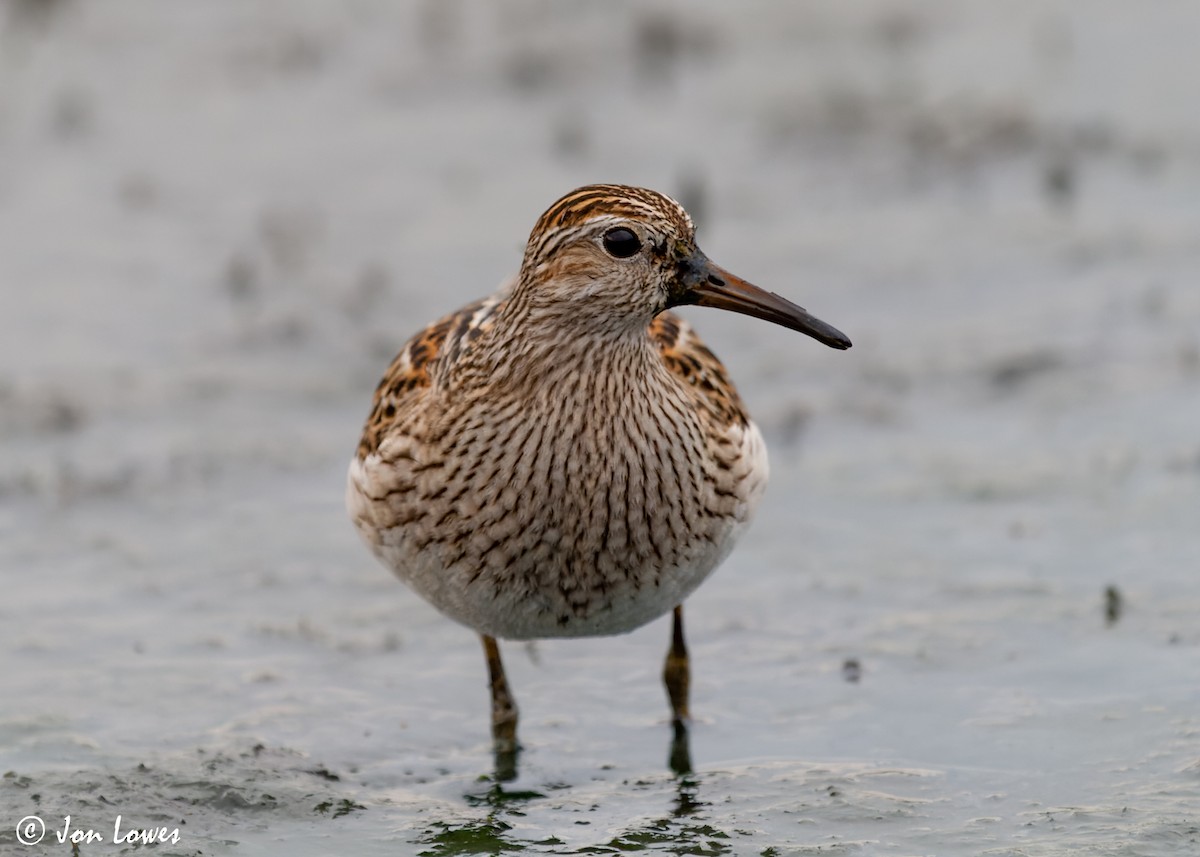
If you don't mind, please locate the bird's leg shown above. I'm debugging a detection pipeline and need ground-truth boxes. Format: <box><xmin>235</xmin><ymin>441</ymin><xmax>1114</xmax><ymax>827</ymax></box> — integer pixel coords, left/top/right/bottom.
<box><xmin>481</xmin><ymin>634</ymin><xmax>519</xmax><ymax>781</ymax></box>
<box><xmin>663</xmin><ymin>605</ymin><xmax>693</xmax><ymax>775</ymax></box>
<box><xmin>663</xmin><ymin>605</ymin><xmax>690</xmax><ymax>722</ymax></box>
<box><xmin>668</xmin><ymin>716</ymin><xmax>694</xmax><ymax>776</ymax></box>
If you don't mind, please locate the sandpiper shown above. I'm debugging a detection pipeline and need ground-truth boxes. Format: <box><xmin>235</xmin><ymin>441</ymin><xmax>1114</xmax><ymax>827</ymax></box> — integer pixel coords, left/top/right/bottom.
<box><xmin>347</xmin><ymin>184</ymin><xmax>850</xmax><ymax>774</ymax></box>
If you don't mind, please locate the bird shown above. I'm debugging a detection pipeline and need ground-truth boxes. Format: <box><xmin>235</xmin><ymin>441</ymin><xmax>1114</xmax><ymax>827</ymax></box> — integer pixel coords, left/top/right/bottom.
<box><xmin>346</xmin><ymin>184</ymin><xmax>850</xmax><ymax>777</ymax></box>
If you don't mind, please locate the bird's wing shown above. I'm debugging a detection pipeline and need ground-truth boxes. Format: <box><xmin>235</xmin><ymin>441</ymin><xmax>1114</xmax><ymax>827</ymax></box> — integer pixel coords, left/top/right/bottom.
<box><xmin>649</xmin><ymin>311</ymin><xmax>750</xmax><ymax>428</ymax></box>
<box><xmin>356</xmin><ymin>296</ymin><xmax>501</xmax><ymax>459</ymax></box>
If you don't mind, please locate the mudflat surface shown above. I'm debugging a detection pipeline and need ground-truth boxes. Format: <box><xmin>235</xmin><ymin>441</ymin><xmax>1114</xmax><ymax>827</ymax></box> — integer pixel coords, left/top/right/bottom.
<box><xmin>2</xmin><ymin>2</ymin><xmax>1199</xmax><ymax>854</ymax></box>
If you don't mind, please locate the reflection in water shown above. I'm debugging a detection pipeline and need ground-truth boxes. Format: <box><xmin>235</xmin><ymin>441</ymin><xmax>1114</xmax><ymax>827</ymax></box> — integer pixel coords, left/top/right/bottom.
<box><xmin>417</xmin><ymin>754</ymin><xmax>728</xmax><ymax>855</ymax></box>
<box><xmin>419</xmin><ymin>783</ymin><xmax>547</xmax><ymax>855</ymax></box>
<box><xmin>671</xmin><ymin>773</ymin><xmax>703</xmax><ymax>820</ymax></box>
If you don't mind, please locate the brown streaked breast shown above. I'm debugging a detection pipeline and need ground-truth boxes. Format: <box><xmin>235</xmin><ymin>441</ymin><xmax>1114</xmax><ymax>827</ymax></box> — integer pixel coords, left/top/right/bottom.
<box><xmin>649</xmin><ymin>311</ymin><xmax>750</xmax><ymax>428</ymax></box>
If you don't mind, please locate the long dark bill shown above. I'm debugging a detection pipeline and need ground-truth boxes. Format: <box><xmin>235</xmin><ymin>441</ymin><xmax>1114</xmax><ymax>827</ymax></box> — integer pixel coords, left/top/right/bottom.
<box><xmin>674</xmin><ymin>255</ymin><xmax>852</xmax><ymax>350</ymax></box>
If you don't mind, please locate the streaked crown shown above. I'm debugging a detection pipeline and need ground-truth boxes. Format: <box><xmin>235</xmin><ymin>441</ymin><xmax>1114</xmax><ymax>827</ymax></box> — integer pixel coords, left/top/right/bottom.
<box><xmin>531</xmin><ymin>184</ymin><xmax>693</xmax><ymax>241</ymax></box>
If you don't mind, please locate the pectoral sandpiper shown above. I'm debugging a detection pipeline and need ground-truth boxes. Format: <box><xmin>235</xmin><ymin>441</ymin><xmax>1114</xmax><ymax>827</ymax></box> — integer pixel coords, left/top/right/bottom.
<box><xmin>347</xmin><ymin>184</ymin><xmax>850</xmax><ymax>776</ymax></box>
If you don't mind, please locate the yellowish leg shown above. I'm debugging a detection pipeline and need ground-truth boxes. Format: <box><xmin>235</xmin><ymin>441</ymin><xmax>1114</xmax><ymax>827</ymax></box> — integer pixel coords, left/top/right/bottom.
<box><xmin>663</xmin><ymin>605</ymin><xmax>690</xmax><ymax>722</ymax></box>
<box><xmin>663</xmin><ymin>605</ymin><xmax>693</xmax><ymax>775</ymax></box>
<box><xmin>481</xmin><ymin>634</ymin><xmax>519</xmax><ymax>780</ymax></box>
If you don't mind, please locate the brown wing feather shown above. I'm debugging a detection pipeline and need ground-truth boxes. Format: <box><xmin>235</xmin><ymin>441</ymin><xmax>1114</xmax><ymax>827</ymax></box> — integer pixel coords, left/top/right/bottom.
<box><xmin>649</xmin><ymin>311</ymin><xmax>750</xmax><ymax>427</ymax></box>
<box><xmin>356</xmin><ymin>298</ymin><xmax>493</xmax><ymax>459</ymax></box>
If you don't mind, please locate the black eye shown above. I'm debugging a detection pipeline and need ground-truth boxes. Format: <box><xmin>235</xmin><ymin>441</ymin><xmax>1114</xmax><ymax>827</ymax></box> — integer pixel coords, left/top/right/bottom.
<box><xmin>602</xmin><ymin>227</ymin><xmax>642</xmax><ymax>259</ymax></box>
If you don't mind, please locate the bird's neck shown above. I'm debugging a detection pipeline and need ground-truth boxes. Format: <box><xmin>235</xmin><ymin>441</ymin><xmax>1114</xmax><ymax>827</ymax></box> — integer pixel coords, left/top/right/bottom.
<box><xmin>452</xmin><ymin>300</ymin><xmax>666</xmax><ymax>399</ymax></box>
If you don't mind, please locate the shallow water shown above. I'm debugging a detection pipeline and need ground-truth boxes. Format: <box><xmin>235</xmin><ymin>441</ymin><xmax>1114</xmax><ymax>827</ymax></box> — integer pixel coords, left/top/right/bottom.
<box><xmin>3</xmin><ymin>2</ymin><xmax>1199</xmax><ymax>855</ymax></box>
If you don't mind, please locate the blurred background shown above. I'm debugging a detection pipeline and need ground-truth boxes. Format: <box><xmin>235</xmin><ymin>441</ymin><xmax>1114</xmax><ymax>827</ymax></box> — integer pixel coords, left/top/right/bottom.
<box><xmin>2</xmin><ymin>2</ymin><xmax>1198</xmax><ymax>855</ymax></box>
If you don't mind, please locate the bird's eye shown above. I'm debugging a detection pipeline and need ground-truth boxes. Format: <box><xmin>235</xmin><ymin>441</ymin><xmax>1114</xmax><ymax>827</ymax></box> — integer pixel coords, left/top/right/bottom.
<box><xmin>602</xmin><ymin>227</ymin><xmax>642</xmax><ymax>259</ymax></box>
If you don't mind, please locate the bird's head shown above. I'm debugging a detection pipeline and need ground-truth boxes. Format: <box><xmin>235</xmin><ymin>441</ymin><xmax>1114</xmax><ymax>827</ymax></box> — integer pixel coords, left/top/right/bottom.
<box><xmin>515</xmin><ymin>183</ymin><xmax>850</xmax><ymax>349</ymax></box>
